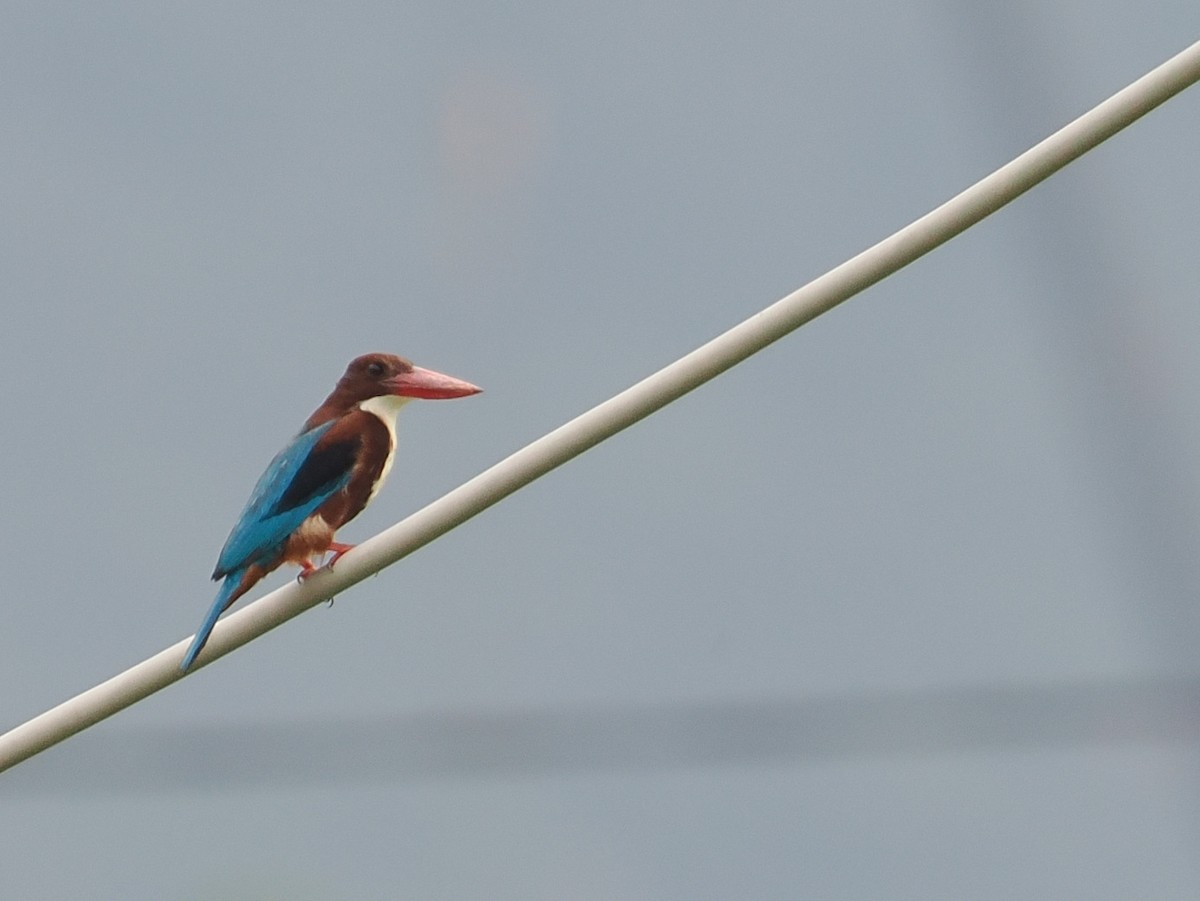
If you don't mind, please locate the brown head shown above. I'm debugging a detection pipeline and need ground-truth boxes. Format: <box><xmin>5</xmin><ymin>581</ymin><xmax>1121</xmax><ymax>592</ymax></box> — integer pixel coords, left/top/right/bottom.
<box><xmin>307</xmin><ymin>353</ymin><xmax>481</xmax><ymax>426</ymax></box>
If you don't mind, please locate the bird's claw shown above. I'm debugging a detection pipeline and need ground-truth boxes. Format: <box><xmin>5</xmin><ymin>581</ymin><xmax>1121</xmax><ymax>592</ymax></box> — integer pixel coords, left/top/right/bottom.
<box><xmin>326</xmin><ymin>543</ymin><xmax>355</xmax><ymax>571</ymax></box>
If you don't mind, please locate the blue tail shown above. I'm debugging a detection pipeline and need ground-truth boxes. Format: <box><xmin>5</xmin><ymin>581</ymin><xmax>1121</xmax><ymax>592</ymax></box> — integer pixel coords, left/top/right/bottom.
<box><xmin>181</xmin><ymin>569</ymin><xmax>247</xmax><ymax>671</ymax></box>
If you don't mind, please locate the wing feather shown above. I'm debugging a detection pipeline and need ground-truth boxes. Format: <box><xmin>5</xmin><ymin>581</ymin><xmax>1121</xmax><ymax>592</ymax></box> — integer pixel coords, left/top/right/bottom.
<box><xmin>212</xmin><ymin>421</ymin><xmax>360</xmax><ymax>578</ymax></box>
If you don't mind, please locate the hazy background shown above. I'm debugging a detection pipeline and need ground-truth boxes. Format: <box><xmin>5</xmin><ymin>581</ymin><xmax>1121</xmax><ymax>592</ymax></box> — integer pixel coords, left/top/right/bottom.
<box><xmin>3</xmin><ymin>3</ymin><xmax>1200</xmax><ymax>898</ymax></box>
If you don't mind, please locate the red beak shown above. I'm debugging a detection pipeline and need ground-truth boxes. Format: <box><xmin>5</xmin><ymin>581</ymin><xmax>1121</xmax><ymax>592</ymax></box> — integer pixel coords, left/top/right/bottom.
<box><xmin>385</xmin><ymin>365</ymin><xmax>482</xmax><ymax>400</ymax></box>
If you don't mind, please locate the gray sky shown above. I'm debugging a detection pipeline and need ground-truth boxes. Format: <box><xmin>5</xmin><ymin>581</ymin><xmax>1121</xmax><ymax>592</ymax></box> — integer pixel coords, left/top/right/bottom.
<box><xmin>3</xmin><ymin>3</ymin><xmax>1200</xmax><ymax>899</ymax></box>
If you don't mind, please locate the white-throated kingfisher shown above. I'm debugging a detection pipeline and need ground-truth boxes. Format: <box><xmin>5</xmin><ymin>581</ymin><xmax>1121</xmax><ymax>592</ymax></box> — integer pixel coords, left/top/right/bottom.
<box><xmin>181</xmin><ymin>353</ymin><xmax>481</xmax><ymax>670</ymax></box>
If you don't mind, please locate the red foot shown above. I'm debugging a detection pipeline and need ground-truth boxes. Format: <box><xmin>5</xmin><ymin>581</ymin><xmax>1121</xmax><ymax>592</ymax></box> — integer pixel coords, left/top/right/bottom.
<box><xmin>295</xmin><ymin>543</ymin><xmax>357</xmax><ymax>583</ymax></box>
<box><xmin>327</xmin><ymin>542</ymin><xmax>356</xmax><ymax>569</ymax></box>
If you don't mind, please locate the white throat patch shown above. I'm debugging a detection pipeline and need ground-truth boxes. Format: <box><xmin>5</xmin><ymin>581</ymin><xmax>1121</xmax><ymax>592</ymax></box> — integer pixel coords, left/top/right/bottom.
<box><xmin>357</xmin><ymin>393</ymin><xmax>411</xmax><ymax>502</ymax></box>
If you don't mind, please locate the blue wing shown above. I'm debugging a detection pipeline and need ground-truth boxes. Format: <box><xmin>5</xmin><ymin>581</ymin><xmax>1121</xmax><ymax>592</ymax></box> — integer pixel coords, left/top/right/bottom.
<box><xmin>212</xmin><ymin>421</ymin><xmax>356</xmax><ymax>578</ymax></box>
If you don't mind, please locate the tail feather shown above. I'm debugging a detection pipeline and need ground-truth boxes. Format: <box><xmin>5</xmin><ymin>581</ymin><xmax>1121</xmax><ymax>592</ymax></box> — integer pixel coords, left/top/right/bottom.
<box><xmin>180</xmin><ymin>568</ymin><xmax>249</xmax><ymax>671</ymax></box>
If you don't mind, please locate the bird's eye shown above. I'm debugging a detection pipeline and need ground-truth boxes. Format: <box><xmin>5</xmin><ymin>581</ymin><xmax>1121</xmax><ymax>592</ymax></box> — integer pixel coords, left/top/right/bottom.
<box><xmin>366</xmin><ymin>361</ymin><xmax>385</xmax><ymax>377</ymax></box>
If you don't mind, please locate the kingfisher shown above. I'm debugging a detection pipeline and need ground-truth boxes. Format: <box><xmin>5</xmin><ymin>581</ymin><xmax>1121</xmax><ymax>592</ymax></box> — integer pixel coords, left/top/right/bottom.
<box><xmin>181</xmin><ymin>352</ymin><xmax>481</xmax><ymax>671</ymax></box>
